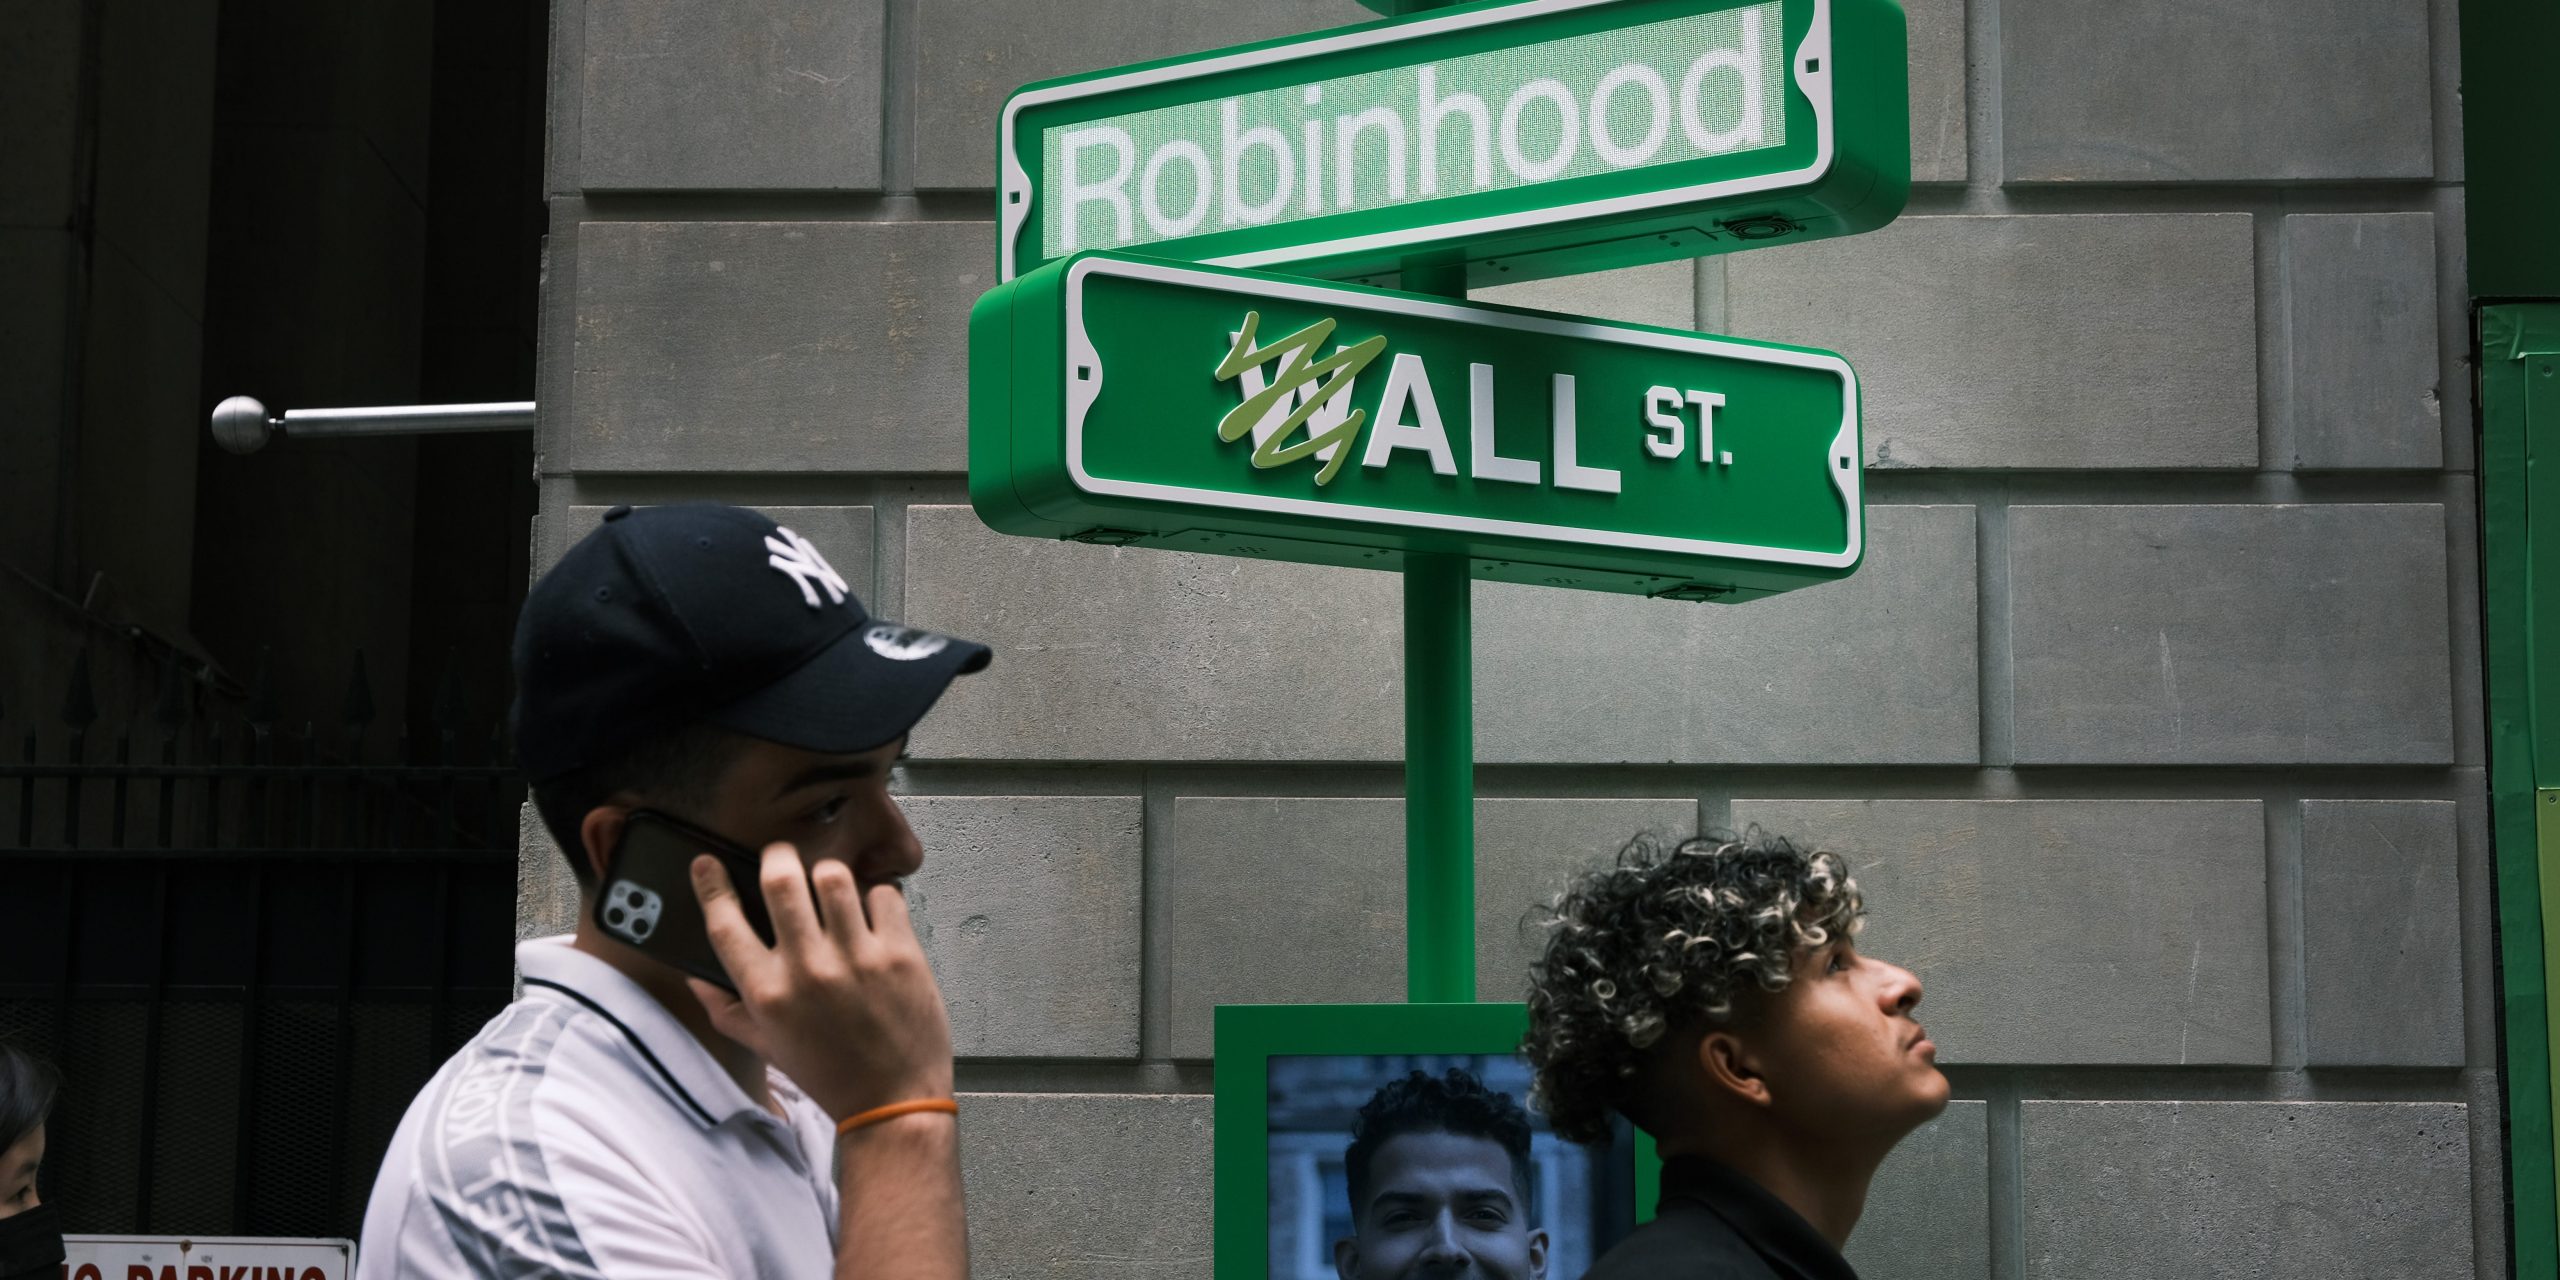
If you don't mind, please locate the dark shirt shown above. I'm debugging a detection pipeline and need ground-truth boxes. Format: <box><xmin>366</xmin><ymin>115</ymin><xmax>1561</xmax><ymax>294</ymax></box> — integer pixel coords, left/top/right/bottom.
<box><xmin>1582</xmin><ymin>1156</ymin><xmax>1858</xmax><ymax>1280</ymax></box>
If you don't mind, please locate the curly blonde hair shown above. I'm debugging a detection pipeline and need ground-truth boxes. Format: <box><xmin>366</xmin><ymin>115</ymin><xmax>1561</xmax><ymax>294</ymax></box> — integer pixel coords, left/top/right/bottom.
<box><xmin>1521</xmin><ymin>830</ymin><xmax>1862</xmax><ymax>1144</ymax></box>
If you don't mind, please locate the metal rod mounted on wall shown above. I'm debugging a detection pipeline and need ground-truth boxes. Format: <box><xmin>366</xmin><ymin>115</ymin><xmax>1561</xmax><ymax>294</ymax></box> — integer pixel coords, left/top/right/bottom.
<box><xmin>209</xmin><ymin>396</ymin><xmax>536</xmax><ymax>455</ymax></box>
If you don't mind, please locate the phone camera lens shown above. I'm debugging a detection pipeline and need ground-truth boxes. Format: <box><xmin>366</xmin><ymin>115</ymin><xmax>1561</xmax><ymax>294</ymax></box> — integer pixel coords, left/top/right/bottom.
<box><xmin>607</xmin><ymin>906</ymin><xmax>627</xmax><ymax>926</ymax></box>
<box><xmin>631</xmin><ymin>919</ymin><xmax>652</xmax><ymax>937</ymax></box>
<box><xmin>626</xmin><ymin>889</ymin><xmax>648</xmax><ymax>908</ymax></box>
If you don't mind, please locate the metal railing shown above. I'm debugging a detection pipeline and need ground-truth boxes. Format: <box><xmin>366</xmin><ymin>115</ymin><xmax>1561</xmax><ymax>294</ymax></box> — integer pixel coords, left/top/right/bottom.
<box><xmin>0</xmin><ymin>648</ymin><xmax>522</xmax><ymax>1237</ymax></box>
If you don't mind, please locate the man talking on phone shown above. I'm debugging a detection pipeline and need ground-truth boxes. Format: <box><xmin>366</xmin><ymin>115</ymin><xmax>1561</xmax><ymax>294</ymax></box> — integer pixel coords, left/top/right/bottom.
<box><xmin>356</xmin><ymin>502</ymin><xmax>991</xmax><ymax>1279</ymax></box>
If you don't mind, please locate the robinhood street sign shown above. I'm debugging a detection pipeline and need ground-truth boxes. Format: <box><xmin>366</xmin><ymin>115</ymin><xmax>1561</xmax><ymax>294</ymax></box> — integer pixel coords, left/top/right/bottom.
<box><xmin>970</xmin><ymin>251</ymin><xmax>1862</xmax><ymax>601</ymax></box>
<box><xmin>977</xmin><ymin>6</ymin><xmax>1904</xmax><ymax>1250</ymax></box>
<box><xmin>997</xmin><ymin>0</ymin><xmax>1908</xmax><ymax>286</ymax></box>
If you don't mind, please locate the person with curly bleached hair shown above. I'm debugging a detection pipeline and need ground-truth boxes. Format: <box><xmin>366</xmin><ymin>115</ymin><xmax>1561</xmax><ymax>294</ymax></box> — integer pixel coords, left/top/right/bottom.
<box><xmin>1524</xmin><ymin>831</ymin><xmax>1947</xmax><ymax>1280</ymax></box>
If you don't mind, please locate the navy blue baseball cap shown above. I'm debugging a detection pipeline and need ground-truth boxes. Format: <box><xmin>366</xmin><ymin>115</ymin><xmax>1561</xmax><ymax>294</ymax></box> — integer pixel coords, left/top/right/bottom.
<box><xmin>510</xmin><ymin>502</ymin><xmax>990</xmax><ymax>782</ymax></box>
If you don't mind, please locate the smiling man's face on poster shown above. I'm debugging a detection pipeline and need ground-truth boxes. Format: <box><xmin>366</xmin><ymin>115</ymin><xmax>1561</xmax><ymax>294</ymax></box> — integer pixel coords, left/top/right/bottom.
<box><xmin>1330</xmin><ymin>1068</ymin><xmax>1550</xmax><ymax>1280</ymax></box>
<box><xmin>1335</xmin><ymin>1126</ymin><xmax>1550</xmax><ymax>1280</ymax></box>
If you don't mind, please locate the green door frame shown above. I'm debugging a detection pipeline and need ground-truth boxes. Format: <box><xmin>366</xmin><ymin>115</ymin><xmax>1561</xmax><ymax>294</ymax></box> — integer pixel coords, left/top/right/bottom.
<box><xmin>2464</xmin><ymin>0</ymin><xmax>2560</xmax><ymax>1269</ymax></box>
<box><xmin>2480</xmin><ymin>306</ymin><xmax>2560</xmax><ymax>1278</ymax></box>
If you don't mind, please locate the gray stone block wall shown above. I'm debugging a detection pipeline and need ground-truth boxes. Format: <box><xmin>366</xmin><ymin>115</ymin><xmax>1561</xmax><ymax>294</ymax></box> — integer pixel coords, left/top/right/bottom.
<box><xmin>958</xmin><ymin>1093</ymin><xmax>1214</xmax><ymax>1280</ymax></box>
<box><xmin>1850</xmin><ymin>1101</ymin><xmax>1989</xmax><ymax>1280</ymax></box>
<box><xmin>1162</xmin><ymin>796</ymin><xmax>1698</xmax><ymax>1055</ymax></box>
<box><xmin>1726</xmin><ymin>214</ymin><xmax>2261</xmax><ymax>471</ymax></box>
<box><xmin>2001</xmin><ymin>0</ymin><xmax>2433</xmax><ymax>183</ymax></box>
<box><xmin>906</xmin><ymin>505</ymin><xmax>1405</xmax><ymax>762</ymax></box>
<box><xmin>2008</xmin><ymin>504</ymin><xmax>2454</xmax><ymax>765</ymax></box>
<box><xmin>909</xmin><ymin>503</ymin><xmax>1978</xmax><ymax>764</ymax></box>
<box><xmin>1475</xmin><ymin>505</ymin><xmax>1979</xmax><ymax>764</ymax></box>
<box><xmin>569</xmin><ymin>221</ymin><xmax>991</xmax><ymax>473</ymax></box>
<box><xmin>1728</xmin><ymin>800</ymin><xmax>2272</xmax><ymax>1066</ymax></box>
<box><xmin>909</xmin><ymin>0</ymin><xmax>1372</xmax><ymax>192</ymax></box>
<box><xmin>515</xmin><ymin>802</ymin><xmax>581</xmax><ymax>944</ymax></box>
<box><xmin>538</xmin><ymin>0</ymin><xmax>2488</xmax><ymax>1273</ymax></box>
<box><xmin>905</xmin><ymin>795</ymin><xmax>1147</xmax><ymax>1058</ymax></box>
<box><xmin>2286</xmin><ymin>213</ymin><xmax>2443</xmax><ymax>470</ymax></box>
<box><xmin>579</xmin><ymin>0</ymin><xmax>886</xmax><ymax>191</ymax></box>
<box><xmin>2299</xmin><ymin>800</ymin><xmax>2466</xmax><ymax>1067</ymax></box>
<box><xmin>2021</xmin><ymin>1101</ymin><xmax>2471</xmax><ymax>1279</ymax></box>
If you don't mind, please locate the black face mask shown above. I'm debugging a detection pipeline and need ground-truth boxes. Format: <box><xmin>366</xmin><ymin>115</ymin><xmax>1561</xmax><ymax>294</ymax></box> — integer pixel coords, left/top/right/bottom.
<box><xmin>0</xmin><ymin>1202</ymin><xmax>62</xmax><ymax>1280</ymax></box>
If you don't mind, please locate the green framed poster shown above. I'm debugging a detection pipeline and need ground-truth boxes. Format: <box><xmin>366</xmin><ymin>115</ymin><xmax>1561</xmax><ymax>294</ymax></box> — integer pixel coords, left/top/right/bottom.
<box><xmin>1214</xmin><ymin>1003</ymin><xmax>1657</xmax><ymax>1280</ymax></box>
<box><xmin>996</xmin><ymin>0</ymin><xmax>1909</xmax><ymax>287</ymax></box>
<box><xmin>969</xmin><ymin>251</ymin><xmax>1864</xmax><ymax>601</ymax></box>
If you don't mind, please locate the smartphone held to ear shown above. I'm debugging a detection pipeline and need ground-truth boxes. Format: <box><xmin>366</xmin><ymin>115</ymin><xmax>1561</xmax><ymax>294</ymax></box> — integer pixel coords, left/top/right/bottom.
<box><xmin>596</xmin><ymin>810</ymin><xmax>779</xmax><ymax>992</ymax></box>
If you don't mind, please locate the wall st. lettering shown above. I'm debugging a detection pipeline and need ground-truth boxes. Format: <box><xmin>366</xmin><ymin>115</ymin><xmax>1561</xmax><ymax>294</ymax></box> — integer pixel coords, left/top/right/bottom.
<box><xmin>1217</xmin><ymin>319</ymin><xmax>1674</xmax><ymax>496</ymax></box>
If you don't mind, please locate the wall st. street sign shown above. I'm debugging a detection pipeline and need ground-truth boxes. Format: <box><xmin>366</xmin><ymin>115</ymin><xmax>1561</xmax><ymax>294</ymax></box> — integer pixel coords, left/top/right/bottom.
<box><xmin>997</xmin><ymin>0</ymin><xmax>1908</xmax><ymax>286</ymax></box>
<box><xmin>970</xmin><ymin>251</ymin><xmax>1863</xmax><ymax>601</ymax></box>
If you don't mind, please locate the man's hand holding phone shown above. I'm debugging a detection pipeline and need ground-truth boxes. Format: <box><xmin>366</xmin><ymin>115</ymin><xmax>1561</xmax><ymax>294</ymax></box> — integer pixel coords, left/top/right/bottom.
<box><xmin>684</xmin><ymin>844</ymin><xmax>955</xmax><ymax>1126</ymax></box>
<box><xmin>687</xmin><ymin>845</ymin><xmax>971</xmax><ymax>1280</ymax></box>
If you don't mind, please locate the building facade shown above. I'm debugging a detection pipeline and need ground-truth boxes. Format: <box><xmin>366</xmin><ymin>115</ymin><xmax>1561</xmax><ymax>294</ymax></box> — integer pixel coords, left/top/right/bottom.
<box><xmin>527</xmin><ymin>1</ymin><xmax>2489</xmax><ymax>1276</ymax></box>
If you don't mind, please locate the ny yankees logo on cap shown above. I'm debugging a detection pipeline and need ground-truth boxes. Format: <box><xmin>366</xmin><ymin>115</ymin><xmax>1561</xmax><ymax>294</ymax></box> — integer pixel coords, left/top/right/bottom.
<box><xmin>863</xmin><ymin>624</ymin><xmax>951</xmax><ymax>662</ymax></box>
<box><xmin>766</xmin><ymin>527</ymin><xmax>849</xmax><ymax>608</ymax></box>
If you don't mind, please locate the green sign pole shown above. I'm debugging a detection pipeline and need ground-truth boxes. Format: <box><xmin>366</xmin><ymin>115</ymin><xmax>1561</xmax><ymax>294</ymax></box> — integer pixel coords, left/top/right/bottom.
<box><xmin>1404</xmin><ymin>549</ymin><xmax>1474</xmax><ymax>1003</ymax></box>
<box><xmin>1401</xmin><ymin>0</ymin><xmax>1484</xmax><ymax>1017</ymax></box>
<box><xmin>1402</xmin><ymin>253</ymin><xmax>1475</xmax><ymax>1004</ymax></box>
<box><xmin>1396</xmin><ymin>0</ymin><xmax>1488</xmax><ymax>1010</ymax></box>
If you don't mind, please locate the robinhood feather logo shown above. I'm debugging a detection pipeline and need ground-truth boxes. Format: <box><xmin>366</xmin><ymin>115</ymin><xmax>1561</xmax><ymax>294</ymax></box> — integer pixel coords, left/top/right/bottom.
<box><xmin>1214</xmin><ymin>311</ymin><xmax>1386</xmax><ymax>486</ymax></box>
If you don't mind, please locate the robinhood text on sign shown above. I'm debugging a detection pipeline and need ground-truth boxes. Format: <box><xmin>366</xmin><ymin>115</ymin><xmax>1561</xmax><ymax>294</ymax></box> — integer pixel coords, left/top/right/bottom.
<box><xmin>970</xmin><ymin>252</ymin><xmax>1862</xmax><ymax>601</ymax></box>
<box><xmin>998</xmin><ymin>0</ymin><xmax>1907</xmax><ymax>286</ymax></box>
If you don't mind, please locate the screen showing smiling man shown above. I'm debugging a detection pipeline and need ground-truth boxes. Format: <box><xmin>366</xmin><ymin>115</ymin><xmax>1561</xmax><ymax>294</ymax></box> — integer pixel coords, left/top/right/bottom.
<box><xmin>1334</xmin><ymin>1068</ymin><xmax>1549</xmax><ymax>1280</ymax></box>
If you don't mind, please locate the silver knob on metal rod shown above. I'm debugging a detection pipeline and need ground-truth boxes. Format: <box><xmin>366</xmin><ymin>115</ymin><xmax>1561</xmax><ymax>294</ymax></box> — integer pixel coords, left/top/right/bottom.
<box><xmin>211</xmin><ymin>395</ymin><xmax>276</xmax><ymax>454</ymax></box>
<box><xmin>209</xmin><ymin>396</ymin><xmax>537</xmax><ymax>455</ymax></box>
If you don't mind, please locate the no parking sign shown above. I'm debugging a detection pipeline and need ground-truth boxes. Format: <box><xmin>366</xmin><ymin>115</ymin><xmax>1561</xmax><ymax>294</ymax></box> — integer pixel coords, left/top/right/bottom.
<box><xmin>58</xmin><ymin>1236</ymin><xmax>350</xmax><ymax>1280</ymax></box>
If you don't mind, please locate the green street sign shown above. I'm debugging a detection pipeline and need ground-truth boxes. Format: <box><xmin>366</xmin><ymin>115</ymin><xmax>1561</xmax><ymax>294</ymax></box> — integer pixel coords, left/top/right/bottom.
<box><xmin>969</xmin><ymin>251</ymin><xmax>1863</xmax><ymax>601</ymax></box>
<box><xmin>996</xmin><ymin>0</ymin><xmax>1908</xmax><ymax>288</ymax></box>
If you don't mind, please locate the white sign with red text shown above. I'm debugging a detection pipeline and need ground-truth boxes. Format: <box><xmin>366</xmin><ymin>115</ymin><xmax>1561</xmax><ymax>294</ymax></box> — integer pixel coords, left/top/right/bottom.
<box><xmin>58</xmin><ymin>1236</ymin><xmax>352</xmax><ymax>1280</ymax></box>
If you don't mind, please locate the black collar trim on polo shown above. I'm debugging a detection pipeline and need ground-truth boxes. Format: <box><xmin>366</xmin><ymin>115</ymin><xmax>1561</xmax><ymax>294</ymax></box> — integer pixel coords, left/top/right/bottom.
<box><xmin>523</xmin><ymin>976</ymin><xmax>719</xmax><ymax>1128</ymax></box>
<box><xmin>1658</xmin><ymin>1155</ymin><xmax>1859</xmax><ymax>1280</ymax></box>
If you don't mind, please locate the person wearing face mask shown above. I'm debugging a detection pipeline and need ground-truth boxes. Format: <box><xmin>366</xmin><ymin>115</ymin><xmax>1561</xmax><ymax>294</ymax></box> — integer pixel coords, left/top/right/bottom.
<box><xmin>0</xmin><ymin>1042</ymin><xmax>59</xmax><ymax>1280</ymax></box>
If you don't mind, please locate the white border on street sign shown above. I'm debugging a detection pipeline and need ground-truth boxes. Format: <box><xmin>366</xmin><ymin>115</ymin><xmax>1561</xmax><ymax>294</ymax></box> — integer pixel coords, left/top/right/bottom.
<box><xmin>999</xmin><ymin>0</ymin><xmax>1837</xmax><ymax>281</ymax></box>
<box><xmin>1059</xmin><ymin>255</ymin><xmax>1863</xmax><ymax>569</ymax></box>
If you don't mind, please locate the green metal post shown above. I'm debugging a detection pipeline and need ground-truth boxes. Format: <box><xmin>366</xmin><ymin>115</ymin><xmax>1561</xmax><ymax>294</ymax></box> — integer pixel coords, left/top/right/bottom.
<box><xmin>1404</xmin><ymin>550</ymin><xmax>1474</xmax><ymax>1004</ymax></box>
<box><xmin>1382</xmin><ymin>0</ymin><xmax>1483</xmax><ymax>1007</ymax></box>
<box><xmin>1402</xmin><ymin>258</ymin><xmax>1474</xmax><ymax>1005</ymax></box>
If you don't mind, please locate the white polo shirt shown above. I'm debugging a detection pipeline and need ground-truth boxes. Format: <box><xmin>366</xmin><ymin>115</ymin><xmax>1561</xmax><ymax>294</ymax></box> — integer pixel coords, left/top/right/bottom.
<box><xmin>356</xmin><ymin>937</ymin><xmax>842</xmax><ymax>1278</ymax></box>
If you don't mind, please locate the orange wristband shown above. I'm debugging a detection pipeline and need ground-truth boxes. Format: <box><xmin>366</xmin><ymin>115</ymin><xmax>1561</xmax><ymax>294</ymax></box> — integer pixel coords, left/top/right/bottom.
<box><xmin>836</xmin><ymin>1097</ymin><xmax>958</xmax><ymax>1136</ymax></box>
